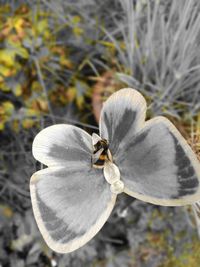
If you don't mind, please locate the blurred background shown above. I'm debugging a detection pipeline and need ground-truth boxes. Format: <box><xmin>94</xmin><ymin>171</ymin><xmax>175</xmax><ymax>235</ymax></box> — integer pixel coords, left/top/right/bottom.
<box><xmin>0</xmin><ymin>0</ymin><xmax>200</xmax><ymax>266</ymax></box>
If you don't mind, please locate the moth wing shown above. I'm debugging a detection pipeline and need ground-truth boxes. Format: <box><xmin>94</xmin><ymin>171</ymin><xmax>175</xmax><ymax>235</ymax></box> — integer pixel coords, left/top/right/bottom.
<box><xmin>30</xmin><ymin>166</ymin><xmax>116</xmax><ymax>253</ymax></box>
<box><xmin>99</xmin><ymin>88</ymin><xmax>147</xmax><ymax>155</ymax></box>
<box><xmin>115</xmin><ymin>116</ymin><xmax>200</xmax><ymax>206</ymax></box>
<box><xmin>31</xmin><ymin>124</ymin><xmax>116</xmax><ymax>253</ymax></box>
<box><xmin>32</xmin><ymin>124</ymin><xmax>92</xmax><ymax>167</ymax></box>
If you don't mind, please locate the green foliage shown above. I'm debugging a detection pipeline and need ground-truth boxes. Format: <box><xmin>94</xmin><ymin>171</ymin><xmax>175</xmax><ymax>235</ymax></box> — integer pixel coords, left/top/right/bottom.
<box><xmin>146</xmin><ymin>209</ymin><xmax>200</xmax><ymax>267</ymax></box>
<box><xmin>0</xmin><ymin>3</ymin><xmax>91</xmax><ymax>131</ymax></box>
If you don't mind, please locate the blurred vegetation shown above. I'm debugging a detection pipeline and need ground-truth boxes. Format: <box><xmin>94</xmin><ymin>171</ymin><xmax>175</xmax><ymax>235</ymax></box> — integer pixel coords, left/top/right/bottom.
<box><xmin>0</xmin><ymin>0</ymin><xmax>200</xmax><ymax>266</ymax></box>
<box><xmin>0</xmin><ymin>3</ymin><xmax>94</xmax><ymax>132</ymax></box>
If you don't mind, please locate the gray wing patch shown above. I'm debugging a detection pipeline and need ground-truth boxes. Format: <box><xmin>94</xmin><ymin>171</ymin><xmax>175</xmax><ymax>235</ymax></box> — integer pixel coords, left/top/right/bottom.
<box><xmin>100</xmin><ymin>88</ymin><xmax>147</xmax><ymax>156</ymax></box>
<box><xmin>103</xmin><ymin>109</ymin><xmax>136</xmax><ymax>155</ymax></box>
<box><xmin>73</xmin><ymin>129</ymin><xmax>92</xmax><ymax>153</ymax></box>
<box><xmin>48</xmin><ymin>144</ymin><xmax>89</xmax><ymax>163</ymax></box>
<box><xmin>32</xmin><ymin>124</ymin><xmax>92</xmax><ymax>167</ymax></box>
<box><xmin>116</xmin><ymin>123</ymin><xmax>179</xmax><ymax>199</ymax></box>
<box><xmin>36</xmin><ymin>192</ymin><xmax>84</xmax><ymax>244</ymax></box>
<box><xmin>115</xmin><ymin>117</ymin><xmax>200</xmax><ymax>205</ymax></box>
<box><xmin>30</xmin><ymin>166</ymin><xmax>116</xmax><ymax>253</ymax></box>
<box><xmin>171</xmin><ymin>134</ymin><xmax>199</xmax><ymax>198</ymax></box>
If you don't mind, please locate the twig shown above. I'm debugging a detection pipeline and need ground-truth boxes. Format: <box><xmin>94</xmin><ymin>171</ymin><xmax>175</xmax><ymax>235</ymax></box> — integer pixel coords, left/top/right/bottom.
<box><xmin>44</xmin><ymin>114</ymin><xmax>99</xmax><ymax>130</ymax></box>
<box><xmin>6</xmin><ymin>181</ymin><xmax>30</xmax><ymax>198</ymax></box>
<box><xmin>99</xmin><ymin>236</ymin><xmax>124</xmax><ymax>245</ymax></box>
<box><xmin>33</xmin><ymin>57</ymin><xmax>55</xmax><ymax>124</ymax></box>
<box><xmin>192</xmin><ymin>204</ymin><xmax>200</xmax><ymax>239</ymax></box>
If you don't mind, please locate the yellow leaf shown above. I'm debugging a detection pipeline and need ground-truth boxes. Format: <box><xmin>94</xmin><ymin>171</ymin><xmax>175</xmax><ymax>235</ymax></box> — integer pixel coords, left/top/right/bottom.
<box><xmin>14</xmin><ymin>18</ymin><xmax>25</xmax><ymax>37</ymax></box>
<box><xmin>0</xmin><ymin>105</ymin><xmax>4</xmax><ymax>114</ymax></box>
<box><xmin>0</xmin><ymin>122</ymin><xmax>5</xmax><ymax>131</ymax></box>
<box><xmin>0</xmin><ymin>49</ymin><xmax>15</xmax><ymax>67</ymax></box>
<box><xmin>0</xmin><ymin>65</ymin><xmax>11</xmax><ymax>76</ymax></box>
<box><xmin>67</xmin><ymin>87</ymin><xmax>76</xmax><ymax>102</ymax></box>
<box><xmin>51</xmin><ymin>46</ymin><xmax>64</xmax><ymax>55</ymax></box>
<box><xmin>13</xmin><ymin>84</ymin><xmax>22</xmax><ymax>96</ymax></box>
<box><xmin>3</xmin><ymin>40</ymin><xmax>29</xmax><ymax>60</ymax></box>
<box><xmin>22</xmin><ymin>118</ymin><xmax>35</xmax><ymax>129</ymax></box>
<box><xmin>2</xmin><ymin>206</ymin><xmax>13</xmax><ymax>218</ymax></box>
<box><xmin>60</xmin><ymin>56</ymin><xmax>73</xmax><ymax>68</ymax></box>
<box><xmin>2</xmin><ymin>18</ymin><xmax>13</xmax><ymax>37</ymax></box>
<box><xmin>12</xmin><ymin>119</ymin><xmax>20</xmax><ymax>132</ymax></box>
<box><xmin>37</xmin><ymin>19</ymin><xmax>48</xmax><ymax>35</ymax></box>
<box><xmin>25</xmin><ymin>108</ymin><xmax>40</xmax><ymax>116</ymax></box>
<box><xmin>44</xmin><ymin>30</ymin><xmax>51</xmax><ymax>39</ymax></box>
<box><xmin>8</xmin><ymin>34</ymin><xmax>21</xmax><ymax>43</ymax></box>
<box><xmin>76</xmin><ymin>95</ymin><xmax>84</xmax><ymax>110</ymax></box>
<box><xmin>31</xmin><ymin>81</ymin><xmax>42</xmax><ymax>92</ymax></box>
<box><xmin>31</xmin><ymin>98</ymin><xmax>48</xmax><ymax>113</ymax></box>
<box><xmin>0</xmin><ymin>83</ymin><xmax>11</xmax><ymax>92</ymax></box>
<box><xmin>99</xmin><ymin>41</ymin><xmax>116</xmax><ymax>48</ymax></box>
<box><xmin>16</xmin><ymin>46</ymin><xmax>29</xmax><ymax>59</ymax></box>
<box><xmin>73</xmin><ymin>27</ymin><xmax>83</xmax><ymax>36</ymax></box>
<box><xmin>37</xmin><ymin>99</ymin><xmax>48</xmax><ymax>112</ymax></box>
<box><xmin>2</xmin><ymin>101</ymin><xmax>14</xmax><ymax>115</ymax></box>
<box><xmin>1</xmin><ymin>24</ymin><xmax>12</xmax><ymax>38</ymax></box>
<box><xmin>0</xmin><ymin>4</ymin><xmax>11</xmax><ymax>14</ymax></box>
<box><xmin>71</xmin><ymin>16</ymin><xmax>81</xmax><ymax>24</ymax></box>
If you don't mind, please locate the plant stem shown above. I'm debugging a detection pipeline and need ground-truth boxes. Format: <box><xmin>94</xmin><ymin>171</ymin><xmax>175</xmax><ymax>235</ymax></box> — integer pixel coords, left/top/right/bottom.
<box><xmin>33</xmin><ymin>57</ymin><xmax>55</xmax><ymax>124</ymax></box>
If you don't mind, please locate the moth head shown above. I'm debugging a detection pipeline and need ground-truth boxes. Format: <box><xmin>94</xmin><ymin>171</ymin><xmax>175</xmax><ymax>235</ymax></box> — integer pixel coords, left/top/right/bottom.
<box><xmin>91</xmin><ymin>133</ymin><xmax>112</xmax><ymax>168</ymax></box>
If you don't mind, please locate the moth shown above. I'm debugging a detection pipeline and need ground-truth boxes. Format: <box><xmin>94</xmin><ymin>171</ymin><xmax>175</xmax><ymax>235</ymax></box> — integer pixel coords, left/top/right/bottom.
<box><xmin>30</xmin><ymin>88</ymin><xmax>200</xmax><ymax>253</ymax></box>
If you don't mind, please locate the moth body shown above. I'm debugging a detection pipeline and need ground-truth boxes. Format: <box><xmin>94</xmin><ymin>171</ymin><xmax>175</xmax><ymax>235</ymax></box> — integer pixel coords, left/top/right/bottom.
<box><xmin>92</xmin><ymin>133</ymin><xmax>124</xmax><ymax>194</ymax></box>
<box><xmin>92</xmin><ymin>133</ymin><xmax>112</xmax><ymax>168</ymax></box>
<box><xmin>104</xmin><ymin>161</ymin><xmax>124</xmax><ymax>194</ymax></box>
<box><xmin>110</xmin><ymin>180</ymin><xmax>125</xmax><ymax>194</ymax></box>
